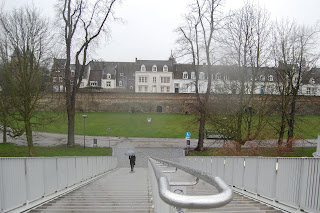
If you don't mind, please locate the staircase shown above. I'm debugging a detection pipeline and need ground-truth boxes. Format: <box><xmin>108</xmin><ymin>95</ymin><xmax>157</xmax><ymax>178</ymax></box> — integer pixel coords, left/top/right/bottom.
<box><xmin>29</xmin><ymin>168</ymin><xmax>154</xmax><ymax>213</ymax></box>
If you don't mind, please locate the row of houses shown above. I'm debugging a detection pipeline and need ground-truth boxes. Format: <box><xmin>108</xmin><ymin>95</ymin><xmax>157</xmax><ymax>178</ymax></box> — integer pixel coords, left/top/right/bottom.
<box><xmin>51</xmin><ymin>57</ymin><xmax>320</xmax><ymax>96</ymax></box>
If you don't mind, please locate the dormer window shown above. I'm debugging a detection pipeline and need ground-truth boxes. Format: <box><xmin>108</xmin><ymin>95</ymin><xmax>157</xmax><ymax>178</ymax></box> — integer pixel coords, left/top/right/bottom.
<box><xmin>107</xmin><ymin>73</ymin><xmax>111</xmax><ymax>79</ymax></box>
<box><xmin>183</xmin><ymin>72</ymin><xmax>188</xmax><ymax>79</ymax></box>
<box><xmin>216</xmin><ymin>73</ymin><xmax>221</xmax><ymax>80</ymax></box>
<box><xmin>141</xmin><ymin>64</ymin><xmax>146</xmax><ymax>72</ymax></box>
<box><xmin>163</xmin><ymin>65</ymin><xmax>168</xmax><ymax>72</ymax></box>
<box><xmin>310</xmin><ymin>78</ymin><xmax>315</xmax><ymax>84</ymax></box>
<box><xmin>191</xmin><ymin>72</ymin><xmax>196</xmax><ymax>80</ymax></box>
<box><xmin>268</xmin><ymin>75</ymin><xmax>273</xmax><ymax>81</ymax></box>
<box><xmin>152</xmin><ymin>65</ymin><xmax>157</xmax><ymax>72</ymax></box>
<box><xmin>199</xmin><ymin>72</ymin><xmax>205</xmax><ymax>80</ymax></box>
<box><xmin>71</xmin><ymin>70</ymin><xmax>75</xmax><ymax>77</ymax></box>
<box><xmin>260</xmin><ymin>75</ymin><xmax>265</xmax><ymax>81</ymax></box>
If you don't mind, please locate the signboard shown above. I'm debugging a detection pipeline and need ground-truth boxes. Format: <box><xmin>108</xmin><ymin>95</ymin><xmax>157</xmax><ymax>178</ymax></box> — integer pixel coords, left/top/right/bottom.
<box><xmin>186</xmin><ymin>132</ymin><xmax>191</xmax><ymax>137</ymax></box>
<box><xmin>147</xmin><ymin>118</ymin><xmax>152</xmax><ymax>123</ymax></box>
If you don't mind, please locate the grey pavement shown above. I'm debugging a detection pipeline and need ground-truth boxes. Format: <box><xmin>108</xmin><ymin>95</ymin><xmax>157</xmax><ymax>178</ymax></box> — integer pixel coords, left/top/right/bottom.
<box><xmin>1</xmin><ymin>131</ymin><xmax>317</xmax><ymax>148</ymax></box>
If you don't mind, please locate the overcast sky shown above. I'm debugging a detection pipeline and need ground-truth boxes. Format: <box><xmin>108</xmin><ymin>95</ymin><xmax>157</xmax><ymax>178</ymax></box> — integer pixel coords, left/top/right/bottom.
<box><xmin>2</xmin><ymin>0</ymin><xmax>320</xmax><ymax>62</ymax></box>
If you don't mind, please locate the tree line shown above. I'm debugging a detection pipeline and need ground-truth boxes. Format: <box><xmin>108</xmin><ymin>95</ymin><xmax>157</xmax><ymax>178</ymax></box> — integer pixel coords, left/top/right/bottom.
<box><xmin>175</xmin><ymin>0</ymin><xmax>319</xmax><ymax>152</ymax></box>
<box><xmin>0</xmin><ymin>0</ymin><xmax>319</xmax><ymax>156</ymax></box>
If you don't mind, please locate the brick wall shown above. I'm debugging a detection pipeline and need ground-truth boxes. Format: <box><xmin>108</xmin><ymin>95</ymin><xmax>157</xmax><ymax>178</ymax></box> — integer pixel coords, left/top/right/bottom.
<box><xmin>48</xmin><ymin>92</ymin><xmax>320</xmax><ymax>115</ymax></box>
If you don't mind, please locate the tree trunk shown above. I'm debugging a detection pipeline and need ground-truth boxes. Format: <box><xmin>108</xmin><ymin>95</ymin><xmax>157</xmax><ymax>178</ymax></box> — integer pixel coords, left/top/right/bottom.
<box><xmin>278</xmin><ymin>112</ymin><xmax>286</xmax><ymax>146</ymax></box>
<box><xmin>2</xmin><ymin>122</ymin><xmax>7</xmax><ymax>144</ymax></box>
<box><xmin>66</xmin><ymin>93</ymin><xmax>75</xmax><ymax>147</ymax></box>
<box><xmin>25</xmin><ymin>121</ymin><xmax>35</xmax><ymax>157</ymax></box>
<box><xmin>287</xmin><ymin>96</ymin><xmax>297</xmax><ymax>151</ymax></box>
<box><xmin>196</xmin><ymin>111</ymin><xmax>206</xmax><ymax>151</ymax></box>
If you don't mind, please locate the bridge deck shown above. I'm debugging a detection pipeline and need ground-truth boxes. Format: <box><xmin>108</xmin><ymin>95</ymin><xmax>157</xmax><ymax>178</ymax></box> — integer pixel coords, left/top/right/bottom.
<box><xmin>29</xmin><ymin>166</ymin><xmax>282</xmax><ymax>213</ymax></box>
<box><xmin>29</xmin><ymin>168</ymin><xmax>153</xmax><ymax>213</ymax></box>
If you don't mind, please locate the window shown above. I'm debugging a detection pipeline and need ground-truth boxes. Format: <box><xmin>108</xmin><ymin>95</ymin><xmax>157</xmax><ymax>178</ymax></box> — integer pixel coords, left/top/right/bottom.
<box><xmin>312</xmin><ymin>87</ymin><xmax>317</xmax><ymax>95</ymax></box>
<box><xmin>260</xmin><ymin>75</ymin><xmax>265</xmax><ymax>81</ymax></box>
<box><xmin>199</xmin><ymin>72</ymin><xmax>205</xmax><ymax>80</ymax></box>
<box><xmin>130</xmin><ymin>86</ymin><xmax>133</xmax><ymax>90</ymax></box>
<box><xmin>268</xmin><ymin>75</ymin><xmax>273</xmax><ymax>81</ymax></box>
<box><xmin>53</xmin><ymin>77</ymin><xmax>57</xmax><ymax>82</ymax></box>
<box><xmin>310</xmin><ymin>78</ymin><xmax>315</xmax><ymax>84</ymax></box>
<box><xmin>161</xmin><ymin>77</ymin><xmax>170</xmax><ymax>83</ymax></box>
<box><xmin>183</xmin><ymin>72</ymin><xmax>188</xmax><ymax>79</ymax></box>
<box><xmin>71</xmin><ymin>70</ymin><xmax>75</xmax><ymax>77</ymax></box>
<box><xmin>216</xmin><ymin>73</ymin><xmax>221</xmax><ymax>80</ymax></box>
<box><xmin>139</xmin><ymin>76</ymin><xmax>148</xmax><ymax>83</ymax></box>
<box><xmin>153</xmin><ymin>77</ymin><xmax>157</xmax><ymax>83</ymax></box>
<box><xmin>80</xmin><ymin>82</ymin><xmax>84</xmax><ymax>87</ymax></box>
<box><xmin>166</xmin><ymin>87</ymin><xmax>170</xmax><ymax>93</ymax></box>
<box><xmin>191</xmin><ymin>72</ymin><xmax>196</xmax><ymax>80</ymax></box>
<box><xmin>144</xmin><ymin>86</ymin><xmax>148</xmax><ymax>92</ymax></box>
<box><xmin>141</xmin><ymin>65</ymin><xmax>146</xmax><ymax>72</ymax></box>
<box><xmin>163</xmin><ymin>65</ymin><xmax>168</xmax><ymax>72</ymax></box>
<box><xmin>139</xmin><ymin>86</ymin><xmax>143</xmax><ymax>92</ymax></box>
<box><xmin>106</xmin><ymin>81</ymin><xmax>111</xmax><ymax>87</ymax></box>
<box><xmin>119</xmin><ymin>73</ymin><xmax>124</xmax><ymax>76</ymax></box>
<box><xmin>161</xmin><ymin>87</ymin><xmax>165</xmax><ymax>92</ymax></box>
<box><xmin>59</xmin><ymin>76</ymin><xmax>63</xmax><ymax>82</ymax></box>
<box><xmin>119</xmin><ymin>81</ymin><xmax>122</xmax><ymax>87</ymax></box>
<box><xmin>306</xmin><ymin>87</ymin><xmax>311</xmax><ymax>94</ymax></box>
<box><xmin>107</xmin><ymin>73</ymin><xmax>111</xmax><ymax>79</ymax></box>
<box><xmin>70</xmin><ymin>80</ymin><xmax>74</xmax><ymax>85</ymax></box>
<box><xmin>152</xmin><ymin>65</ymin><xmax>157</xmax><ymax>72</ymax></box>
<box><xmin>53</xmin><ymin>85</ymin><xmax>58</xmax><ymax>92</ymax></box>
<box><xmin>90</xmin><ymin>81</ymin><xmax>98</xmax><ymax>86</ymax></box>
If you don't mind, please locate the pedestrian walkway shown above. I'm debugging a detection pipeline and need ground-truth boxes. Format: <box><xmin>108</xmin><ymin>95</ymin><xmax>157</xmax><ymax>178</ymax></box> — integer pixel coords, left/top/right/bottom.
<box><xmin>29</xmin><ymin>168</ymin><xmax>154</xmax><ymax>213</ymax></box>
<box><xmin>114</xmin><ymin>147</ymin><xmax>184</xmax><ymax>167</ymax></box>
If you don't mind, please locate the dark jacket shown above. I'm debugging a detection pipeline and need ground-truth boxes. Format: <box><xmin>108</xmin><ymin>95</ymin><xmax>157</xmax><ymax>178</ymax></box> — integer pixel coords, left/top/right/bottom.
<box><xmin>129</xmin><ymin>155</ymin><xmax>136</xmax><ymax>165</ymax></box>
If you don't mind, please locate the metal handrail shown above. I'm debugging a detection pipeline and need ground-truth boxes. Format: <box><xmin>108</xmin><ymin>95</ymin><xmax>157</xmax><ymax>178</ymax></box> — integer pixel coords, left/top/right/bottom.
<box><xmin>149</xmin><ymin>157</ymin><xmax>233</xmax><ymax>209</ymax></box>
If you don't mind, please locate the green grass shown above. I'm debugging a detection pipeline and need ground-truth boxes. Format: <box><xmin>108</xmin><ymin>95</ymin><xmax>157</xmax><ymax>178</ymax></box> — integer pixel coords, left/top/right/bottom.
<box><xmin>12</xmin><ymin>111</ymin><xmax>320</xmax><ymax>139</ymax></box>
<box><xmin>0</xmin><ymin>143</ymin><xmax>112</xmax><ymax>157</ymax></box>
<box><xmin>187</xmin><ymin>147</ymin><xmax>317</xmax><ymax>157</ymax></box>
<box><xmin>34</xmin><ymin>112</ymin><xmax>200</xmax><ymax>138</ymax></box>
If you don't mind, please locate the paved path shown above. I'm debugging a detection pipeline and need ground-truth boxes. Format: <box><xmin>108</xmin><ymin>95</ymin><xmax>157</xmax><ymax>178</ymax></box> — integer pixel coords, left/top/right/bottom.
<box><xmin>30</xmin><ymin>168</ymin><xmax>154</xmax><ymax>213</ymax></box>
<box><xmin>1</xmin><ymin>131</ymin><xmax>317</xmax><ymax>148</ymax></box>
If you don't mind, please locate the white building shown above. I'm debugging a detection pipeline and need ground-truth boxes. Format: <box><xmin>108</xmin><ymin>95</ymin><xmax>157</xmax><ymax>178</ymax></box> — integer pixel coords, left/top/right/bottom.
<box><xmin>135</xmin><ymin>59</ymin><xmax>174</xmax><ymax>93</ymax></box>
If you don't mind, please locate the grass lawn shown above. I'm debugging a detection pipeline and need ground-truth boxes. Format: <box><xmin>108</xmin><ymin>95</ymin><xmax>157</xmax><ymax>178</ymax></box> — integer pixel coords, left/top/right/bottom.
<box><xmin>34</xmin><ymin>112</ymin><xmax>200</xmax><ymax>138</ymax></box>
<box><xmin>0</xmin><ymin>143</ymin><xmax>112</xmax><ymax>157</ymax></box>
<box><xmin>187</xmin><ymin>147</ymin><xmax>317</xmax><ymax>157</ymax></box>
<box><xmin>31</xmin><ymin>111</ymin><xmax>320</xmax><ymax>139</ymax></box>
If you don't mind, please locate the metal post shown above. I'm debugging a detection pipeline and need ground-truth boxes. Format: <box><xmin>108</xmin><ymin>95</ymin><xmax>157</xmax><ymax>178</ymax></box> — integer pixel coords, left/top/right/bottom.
<box><xmin>82</xmin><ymin>115</ymin><xmax>87</xmax><ymax>148</ymax></box>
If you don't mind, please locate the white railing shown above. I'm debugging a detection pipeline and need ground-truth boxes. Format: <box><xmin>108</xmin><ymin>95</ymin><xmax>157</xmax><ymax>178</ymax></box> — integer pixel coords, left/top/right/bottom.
<box><xmin>148</xmin><ymin>157</ymin><xmax>233</xmax><ymax>213</ymax></box>
<box><xmin>316</xmin><ymin>134</ymin><xmax>320</xmax><ymax>157</ymax></box>
<box><xmin>0</xmin><ymin>156</ymin><xmax>117</xmax><ymax>213</ymax></box>
<box><xmin>179</xmin><ymin>156</ymin><xmax>320</xmax><ymax>213</ymax></box>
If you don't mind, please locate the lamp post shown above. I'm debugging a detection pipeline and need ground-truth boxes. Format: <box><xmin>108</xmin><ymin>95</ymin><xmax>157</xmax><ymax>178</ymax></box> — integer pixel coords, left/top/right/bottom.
<box><xmin>82</xmin><ymin>115</ymin><xmax>87</xmax><ymax>148</ymax></box>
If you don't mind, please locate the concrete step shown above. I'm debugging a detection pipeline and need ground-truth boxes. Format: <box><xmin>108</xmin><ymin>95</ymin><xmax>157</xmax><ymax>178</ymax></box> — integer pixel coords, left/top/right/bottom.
<box><xmin>30</xmin><ymin>168</ymin><xmax>154</xmax><ymax>213</ymax></box>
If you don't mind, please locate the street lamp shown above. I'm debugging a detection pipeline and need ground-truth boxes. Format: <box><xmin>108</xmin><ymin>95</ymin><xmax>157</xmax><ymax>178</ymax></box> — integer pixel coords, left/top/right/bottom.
<box><xmin>82</xmin><ymin>115</ymin><xmax>87</xmax><ymax>148</ymax></box>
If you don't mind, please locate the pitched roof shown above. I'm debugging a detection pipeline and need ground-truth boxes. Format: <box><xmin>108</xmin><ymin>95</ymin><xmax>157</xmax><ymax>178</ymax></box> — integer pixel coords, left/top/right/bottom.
<box><xmin>135</xmin><ymin>59</ymin><xmax>173</xmax><ymax>72</ymax></box>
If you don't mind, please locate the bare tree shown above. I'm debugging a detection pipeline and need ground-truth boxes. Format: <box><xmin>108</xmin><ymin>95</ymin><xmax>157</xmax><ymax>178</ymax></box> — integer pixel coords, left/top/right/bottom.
<box><xmin>57</xmin><ymin>0</ymin><xmax>118</xmax><ymax>147</ymax></box>
<box><xmin>176</xmin><ymin>0</ymin><xmax>223</xmax><ymax>151</ymax></box>
<box><xmin>271</xmin><ymin>20</ymin><xmax>319</xmax><ymax>149</ymax></box>
<box><xmin>0</xmin><ymin>6</ymin><xmax>52</xmax><ymax>156</ymax></box>
<box><xmin>218</xmin><ymin>1</ymin><xmax>272</xmax><ymax>151</ymax></box>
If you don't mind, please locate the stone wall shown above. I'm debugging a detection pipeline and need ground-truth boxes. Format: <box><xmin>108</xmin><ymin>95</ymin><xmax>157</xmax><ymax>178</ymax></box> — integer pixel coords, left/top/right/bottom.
<box><xmin>48</xmin><ymin>92</ymin><xmax>320</xmax><ymax>115</ymax></box>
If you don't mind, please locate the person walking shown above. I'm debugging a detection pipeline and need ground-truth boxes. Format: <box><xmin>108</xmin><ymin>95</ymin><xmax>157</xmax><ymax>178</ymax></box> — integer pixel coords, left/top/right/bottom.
<box><xmin>129</xmin><ymin>155</ymin><xmax>136</xmax><ymax>172</ymax></box>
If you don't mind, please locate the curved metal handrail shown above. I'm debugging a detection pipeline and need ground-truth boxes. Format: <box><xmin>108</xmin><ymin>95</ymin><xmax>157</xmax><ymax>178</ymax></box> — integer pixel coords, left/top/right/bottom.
<box><xmin>149</xmin><ymin>157</ymin><xmax>233</xmax><ymax>209</ymax></box>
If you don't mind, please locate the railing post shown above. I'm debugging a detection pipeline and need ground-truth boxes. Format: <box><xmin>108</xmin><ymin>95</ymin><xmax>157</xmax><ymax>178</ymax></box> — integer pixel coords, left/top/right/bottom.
<box><xmin>317</xmin><ymin>134</ymin><xmax>320</xmax><ymax>156</ymax></box>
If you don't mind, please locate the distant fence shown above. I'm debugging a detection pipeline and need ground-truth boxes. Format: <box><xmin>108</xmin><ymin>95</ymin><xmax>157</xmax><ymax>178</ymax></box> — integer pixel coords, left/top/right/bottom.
<box><xmin>0</xmin><ymin>156</ymin><xmax>117</xmax><ymax>213</ymax></box>
<box><xmin>179</xmin><ymin>157</ymin><xmax>320</xmax><ymax>213</ymax></box>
